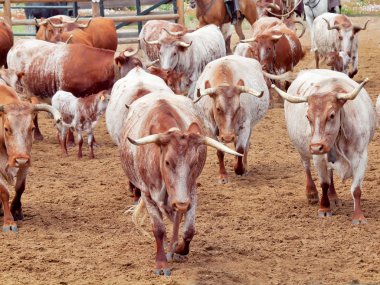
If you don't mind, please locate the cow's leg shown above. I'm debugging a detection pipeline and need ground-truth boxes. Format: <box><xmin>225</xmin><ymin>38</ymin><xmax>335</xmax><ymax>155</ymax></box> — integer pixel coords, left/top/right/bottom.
<box><xmin>315</xmin><ymin>50</ymin><xmax>320</xmax><ymax>68</ymax></box>
<box><xmin>144</xmin><ymin>196</ymin><xmax>170</xmax><ymax>276</ymax></box>
<box><xmin>174</xmin><ymin>194</ymin><xmax>196</xmax><ymax>260</ymax></box>
<box><xmin>129</xmin><ymin>182</ymin><xmax>141</xmax><ymax>203</ymax></box>
<box><xmin>225</xmin><ymin>35</ymin><xmax>232</xmax><ymax>55</ymax></box>
<box><xmin>313</xmin><ymin>155</ymin><xmax>332</xmax><ymax>217</ymax></box>
<box><xmin>0</xmin><ymin>200</ymin><xmax>3</xmax><ymax>216</ymax></box>
<box><xmin>217</xmin><ymin>150</ymin><xmax>228</xmax><ymax>184</ymax></box>
<box><xmin>0</xmin><ymin>182</ymin><xmax>17</xmax><ymax>232</ymax></box>
<box><xmin>351</xmin><ymin>152</ymin><xmax>368</xmax><ymax>225</ymax></box>
<box><xmin>77</xmin><ymin>131</ymin><xmax>83</xmax><ymax>159</ymax></box>
<box><xmin>234</xmin><ymin>19</ymin><xmax>245</xmax><ymax>41</ymax></box>
<box><xmin>166</xmin><ymin>211</ymin><xmax>183</xmax><ymax>262</ymax></box>
<box><xmin>33</xmin><ymin>114</ymin><xmax>44</xmax><ymax>141</ymax></box>
<box><xmin>66</xmin><ymin>130</ymin><xmax>75</xmax><ymax>147</ymax></box>
<box><xmin>60</xmin><ymin>127</ymin><xmax>69</xmax><ymax>156</ymax></box>
<box><xmin>301</xmin><ymin>156</ymin><xmax>319</xmax><ymax>204</ymax></box>
<box><xmin>234</xmin><ymin>127</ymin><xmax>251</xmax><ymax>176</ymax></box>
<box><xmin>11</xmin><ymin>167</ymin><xmax>28</xmax><ymax>221</ymax></box>
<box><xmin>349</xmin><ymin>54</ymin><xmax>358</xmax><ymax>78</ymax></box>
<box><xmin>88</xmin><ymin>132</ymin><xmax>94</xmax><ymax>159</ymax></box>
<box><xmin>328</xmin><ymin>168</ymin><xmax>342</xmax><ymax>208</ymax></box>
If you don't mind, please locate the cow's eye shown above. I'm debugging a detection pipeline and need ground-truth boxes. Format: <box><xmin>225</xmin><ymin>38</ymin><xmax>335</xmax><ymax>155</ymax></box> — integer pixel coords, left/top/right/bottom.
<box><xmin>216</xmin><ymin>107</ymin><xmax>222</xmax><ymax>113</ymax></box>
<box><xmin>339</xmin><ymin>36</ymin><xmax>343</xmax><ymax>40</ymax></box>
<box><xmin>174</xmin><ymin>52</ymin><xmax>177</xmax><ymax>56</ymax></box>
<box><xmin>306</xmin><ymin>115</ymin><xmax>311</xmax><ymax>122</ymax></box>
<box><xmin>329</xmin><ymin>113</ymin><xmax>335</xmax><ymax>120</ymax></box>
<box><xmin>165</xmin><ymin>160</ymin><xmax>170</xmax><ymax>167</ymax></box>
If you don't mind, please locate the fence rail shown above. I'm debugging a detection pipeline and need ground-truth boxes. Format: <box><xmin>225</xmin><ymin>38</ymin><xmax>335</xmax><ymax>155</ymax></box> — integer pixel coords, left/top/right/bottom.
<box><xmin>0</xmin><ymin>0</ymin><xmax>185</xmax><ymax>43</ymax></box>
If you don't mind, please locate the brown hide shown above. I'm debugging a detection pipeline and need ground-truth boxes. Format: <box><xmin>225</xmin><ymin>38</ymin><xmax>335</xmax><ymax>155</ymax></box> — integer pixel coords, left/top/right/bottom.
<box><xmin>0</xmin><ymin>21</ymin><xmax>13</xmax><ymax>68</ymax></box>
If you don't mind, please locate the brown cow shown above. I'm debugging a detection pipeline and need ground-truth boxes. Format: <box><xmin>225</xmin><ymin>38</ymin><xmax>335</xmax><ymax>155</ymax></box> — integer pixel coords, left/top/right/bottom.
<box><xmin>7</xmin><ymin>39</ymin><xmax>128</xmax><ymax>140</ymax></box>
<box><xmin>0</xmin><ymin>83</ymin><xmax>63</xmax><ymax>232</ymax></box>
<box><xmin>47</xmin><ymin>17</ymin><xmax>117</xmax><ymax>51</ymax></box>
<box><xmin>121</xmin><ymin>92</ymin><xmax>241</xmax><ymax>275</ymax></box>
<box><xmin>148</xmin><ymin>66</ymin><xmax>186</xmax><ymax>95</ymax></box>
<box><xmin>0</xmin><ymin>21</ymin><xmax>13</xmax><ymax>68</ymax></box>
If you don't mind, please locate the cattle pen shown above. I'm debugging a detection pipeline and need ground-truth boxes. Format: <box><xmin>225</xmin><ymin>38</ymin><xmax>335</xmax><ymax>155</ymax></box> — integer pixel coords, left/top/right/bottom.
<box><xmin>0</xmin><ymin>0</ymin><xmax>185</xmax><ymax>43</ymax></box>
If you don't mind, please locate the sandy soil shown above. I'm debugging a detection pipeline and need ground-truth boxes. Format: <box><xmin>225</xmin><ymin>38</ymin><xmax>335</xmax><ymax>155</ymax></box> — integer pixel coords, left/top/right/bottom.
<box><xmin>1</xmin><ymin>16</ymin><xmax>380</xmax><ymax>285</ymax></box>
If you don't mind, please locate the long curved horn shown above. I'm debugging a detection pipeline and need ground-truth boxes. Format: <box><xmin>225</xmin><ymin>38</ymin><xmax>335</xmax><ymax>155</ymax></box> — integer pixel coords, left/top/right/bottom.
<box><xmin>162</xmin><ymin>28</ymin><xmax>185</xmax><ymax>37</ymax></box>
<box><xmin>47</xmin><ymin>19</ymin><xmax>64</xmax><ymax>28</ymax></box>
<box><xmin>272</xmin><ymin>34</ymin><xmax>283</xmax><ymax>41</ymax></box>
<box><xmin>336</xmin><ymin>78</ymin><xmax>369</xmax><ymax>100</ymax></box>
<box><xmin>193</xmin><ymin>87</ymin><xmax>218</xmax><ymax>103</ymax></box>
<box><xmin>128</xmin><ymin>134</ymin><xmax>161</xmax><ymax>145</ymax></box>
<box><xmin>123</xmin><ymin>49</ymin><xmax>139</xmax><ymax>57</ymax></box>
<box><xmin>143</xmin><ymin>38</ymin><xmax>159</xmax><ymax>45</ymax></box>
<box><xmin>77</xmin><ymin>19</ymin><xmax>92</xmax><ymax>28</ymax></box>
<box><xmin>203</xmin><ymin>137</ymin><xmax>243</xmax><ymax>156</ymax></box>
<box><xmin>241</xmin><ymin>37</ymin><xmax>255</xmax><ymax>43</ymax></box>
<box><xmin>271</xmin><ymin>84</ymin><xmax>307</xmax><ymax>103</ymax></box>
<box><xmin>293</xmin><ymin>20</ymin><xmax>306</xmax><ymax>38</ymax></box>
<box><xmin>237</xmin><ymin>86</ymin><xmax>264</xmax><ymax>97</ymax></box>
<box><xmin>262</xmin><ymin>70</ymin><xmax>297</xmax><ymax>82</ymax></box>
<box><xmin>33</xmin><ymin>104</ymin><xmax>62</xmax><ymax>124</ymax></box>
<box><xmin>65</xmin><ymin>34</ymin><xmax>73</xmax><ymax>44</ymax></box>
<box><xmin>177</xmin><ymin>41</ymin><xmax>192</xmax><ymax>48</ymax></box>
<box><xmin>34</xmin><ymin>17</ymin><xmax>41</xmax><ymax>27</ymax></box>
<box><xmin>146</xmin><ymin>59</ymin><xmax>159</xmax><ymax>68</ymax></box>
<box><xmin>62</xmin><ymin>15</ymin><xmax>80</xmax><ymax>23</ymax></box>
<box><xmin>322</xmin><ymin>18</ymin><xmax>340</xmax><ymax>31</ymax></box>
<box><xmin>353</xmin><ymin>20</ymin><xmax>370</xmax><ymax>32</ymax></box>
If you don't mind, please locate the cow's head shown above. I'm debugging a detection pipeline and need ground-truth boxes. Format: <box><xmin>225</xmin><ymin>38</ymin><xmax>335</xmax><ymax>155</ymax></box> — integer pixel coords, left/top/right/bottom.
<box><xmin>272</xmin><ymin>78</ymin><xmax>369</xmax><ymax>155</ymax></box>
<box><xmin>326</xmin><ymin>51</ymin><xmax>350</xmax><ymax>74</ymax></box>
<box><xmin>115</xmin><ymin>48</ymin><xmax>143</xmax><ymax>78</ymax></box>
<box><xmin>234</xmin><ymin>42</ymin><xmax>256</xmax><ymax>59</ymax></box>
<box><xmin>145</xmin><ymin>29</ymin><xmax>191</xmax><ymax>71</ymax></box>
<box><xmin>323</xmin><ymin>17</ymin><xmax>369</xmax><ymax>57</ymax></box>
<box><xmin>195</xmin><ymin>80</ymin><xmax>263</xmax><ymax>143</ymax></box>
<box><xmin>0</xmin><ymin>68</ymin><xmax>24</xmax><ymax>92</ymax></box>
<box><xmin>148</xmin><ymin>66</ymin><xmax>187</xmax><ymax>95</ymax></box>
<box><xmin>1</xmin><ymin>103</ymin><xmax>63</xmax><ymax>168</ymax></box>
<box><xmin>128</xmin><ymin>124</ymin><xmax>242</xmax><ymax>212</ymax></box>
<box><xmin>95</xmin><ymin>90</ymin><xmax>111</xmax><ymax>115</ymax></box>
<box><xmin>242</xmin><ymin>33</ymin><xmax>282</xmax><ymax>72</ymax></box>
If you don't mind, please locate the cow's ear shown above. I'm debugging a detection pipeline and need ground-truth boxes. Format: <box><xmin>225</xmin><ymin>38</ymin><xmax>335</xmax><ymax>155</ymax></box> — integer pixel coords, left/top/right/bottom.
<box><xmin>237</xmin><ymin>79</ymin><xmax>245</xmax><ymax>87</ymax></box>
<box><xmin>114</xmin><ymin>56</ymin><xmax>126</xmax><ymax>67</ymax></box>
<box><xmin>187</xmin><ymin>122</ymin><xmax>202</xmax><ymax>134</ymax></box>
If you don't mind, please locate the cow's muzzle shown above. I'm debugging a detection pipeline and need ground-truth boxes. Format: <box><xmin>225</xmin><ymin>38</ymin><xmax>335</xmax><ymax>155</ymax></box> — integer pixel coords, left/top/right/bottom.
<box><xmin>8</xmin><ymin>155</ymin><xmax>31</xmax><ymax>168</ymax></box>
<box><xmin>309</xmin><ymin>143</ymin><xmax>330</xmax><ymax>155</ymax></box>
<box><xmin>172</xmin><ymin>199</ymin><xmax>190</xmax><ymax>213</ymax></box>
<box><xmin>220</xmin><ymin>134</ymin><xmax>235</xmax><ymax>144</ymax></box>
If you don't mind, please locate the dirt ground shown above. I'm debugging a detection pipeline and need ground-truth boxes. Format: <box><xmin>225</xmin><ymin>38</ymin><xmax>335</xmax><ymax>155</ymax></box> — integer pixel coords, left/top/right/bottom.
<box><xmin>1</xmin><ymin>16</ymin><xmax>380</xmax><ymax>285</ymax></box>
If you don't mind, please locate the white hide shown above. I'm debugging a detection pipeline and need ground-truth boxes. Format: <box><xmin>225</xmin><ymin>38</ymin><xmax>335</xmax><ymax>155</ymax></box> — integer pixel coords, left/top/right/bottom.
<box><xmin>284</xmin><ymin>69</ymin><xmax>375</xmax><ymax>187</ymax></box>
<box><xmin>105</xmin><ymin>67</ymin><xmax>173</xmax><ymax>145</ymax></box>
<box><xmin>194</xmin><ymin>55</ymin><xmax>270</xmax><ymax>146</ymax></box>
<box><xmin>303</xmin><ymin>0</ymin><xmax>329</xmax><ymax>31</ymax></box>
<box><xmin>376</xmin><ymin>95</ymin><xmax>380</xmax><ymax>128</ymax></box>
<box><xmin>159</xmin><ymin>24</ymin><xmax>226</xmax><ymax>96</ymax></box>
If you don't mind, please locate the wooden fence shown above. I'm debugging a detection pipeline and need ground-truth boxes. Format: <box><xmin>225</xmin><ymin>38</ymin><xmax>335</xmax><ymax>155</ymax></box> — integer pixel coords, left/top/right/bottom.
<box><xmin>0</xmin><ymin>0</ymin><xmax>185</xmax><ymax>43</ymax></box>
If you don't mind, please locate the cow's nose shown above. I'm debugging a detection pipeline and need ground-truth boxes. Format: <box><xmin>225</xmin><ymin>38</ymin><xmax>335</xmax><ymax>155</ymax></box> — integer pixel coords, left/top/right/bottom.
<box><xmin>15</xmin><ymin>157</ymin><xmax>30</xmax><ymax>166</ymax></box>
<box><xmin>220</xmin><ymin>134</ymin><xmax>235</xmax><ymax>144</ymax></box>
<box><xmin>309</xmin><ymin>143</ymin><xmax>329</xmax><ymax>154</ymax></box>
<box><xmin>172</xmin><ymin>199</ymin><xmax>190</xmax><ymax>213</ymax></box>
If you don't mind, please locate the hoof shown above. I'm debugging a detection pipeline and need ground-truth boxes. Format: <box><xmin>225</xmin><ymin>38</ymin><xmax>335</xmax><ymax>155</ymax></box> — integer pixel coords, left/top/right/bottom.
<box><xmin>307</xmin><ymin>193</ymin><xmax>319</xmax><ymax>204</ymax></box>
<box><xmin>67</xmin><ymin>142</ymin><xmax>76</xmax><ymax>147</ymax></box>
<box><xmin>154</xmin><ymin>268</ymin><xmax>171</xmax><ymax>276</ymax></box>
<box><xmin>318</xmin><ymin>209</ymin><xmax>332</xmax><ymax>217</ymax></box>
<box><xmin>12</xmin><ymin>210</ymin><xmax>24</xmax><ymax>221</ymax></box>
<box><xmin>352</xmin><ymin>218</ymin><xmax>368</xmax><ymax>225</ymax></box>
<box><xmin>330</xmin><ymin>198</ymin><xmax>343</xmax><ymax>208</ymax></box>
<box><xmin>173</xmin><ymin>254</ymin><xmax>187</xmax><ymax>262</ymax></box>
<box><xmin>34</xmin><ymin>133</ymin><xmax>44</xmax><ymax>141</ymax></box>
<box><xmin>2</xmin><ymin>224</ymin><xmax>18</xmax><ymax>233</ymax></box>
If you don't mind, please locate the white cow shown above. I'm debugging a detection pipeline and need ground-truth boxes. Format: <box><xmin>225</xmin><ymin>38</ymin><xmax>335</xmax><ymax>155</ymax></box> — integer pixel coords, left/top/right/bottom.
<box><xmin>145</xmin><ymin>24</ymin><xmax>226</xmax><ymax>97</ymax></box>
<box><xmin>304</xmin><ymin>0</ymin><xmax>340</xmax><ymax>31</ymax></box>
<box><xmin>105</xmin><ymin>66</ymin><xmax>173</xmax><ymax>145</ymax></box>
<box><xmin>271</xmin><ymin>69</ymin><xmax>375</xmax><ymax>224</ymax></box>
<box><xmin>311</xmin><ymin>12</ymin><xmax>369</xmax><ymax>78</ymax></box>
<box><xmin>193</xmin><ymin>55</ymin><xmax>269</xmax><ymax>183</ymax></box>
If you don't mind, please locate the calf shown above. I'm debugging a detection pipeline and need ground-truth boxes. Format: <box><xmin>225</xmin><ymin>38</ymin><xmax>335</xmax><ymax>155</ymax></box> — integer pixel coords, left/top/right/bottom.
<box><xmin>325</xmin><ymin>51</ymin><xmax>350</xmax><ymax>73</ymax></box>
<box><xmin>271</xmin><ymin>69</ymin><xmax>375</xmax><ymax>224</ymax></box>
<box><xmin>0</xmin><ymin>83</ymin><xmax>63</xmax><ymax>232</ymax></box>
<box><xmin>52</xmin><ymin>90</ymin><xmax>110</xmax><ymax>159</ymax></box>
<box><xmin>312</xmin><ymin>12</ymin><xmax>369</xmax><ymax>78</ymax></box>
<box><xmin>148</xmin><ymin>66</ymin><xmax>186</xmax><ymax>95</ymax></box>
<box><xmin>120</xmin><ymin>91</ymin><xmax>241</xmax><ymax>275</ymax></box>
<box><xmin>193</xmin><ymin>55</ymin><xmax>269</xmax><ymax>183</ymax></box>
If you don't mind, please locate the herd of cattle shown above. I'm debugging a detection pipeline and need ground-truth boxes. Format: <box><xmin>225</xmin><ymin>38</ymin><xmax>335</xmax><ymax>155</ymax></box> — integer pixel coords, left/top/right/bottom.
<box><xmin>0</xmin><ymin>2</ymin><xmax>379</xmax><ymax>276</ymax></box>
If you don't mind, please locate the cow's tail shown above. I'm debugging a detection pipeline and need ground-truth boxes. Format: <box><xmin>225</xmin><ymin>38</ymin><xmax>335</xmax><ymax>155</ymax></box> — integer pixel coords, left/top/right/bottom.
<box><xmin>126</xmin><ymin>198</ymin><xmax>152</xmax><ymax>239</ymax></box>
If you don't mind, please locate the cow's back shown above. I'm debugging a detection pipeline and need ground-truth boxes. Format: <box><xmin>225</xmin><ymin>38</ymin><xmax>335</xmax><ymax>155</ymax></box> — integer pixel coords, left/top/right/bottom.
<box><xmin>85</xmin><ymin>18</ymin><xmax>117</xmax><ymax>51</ymax></box>
<box><xmin>0</xmin><ymin>21</ymin><xmax>13</xmax><ymax>67</ymax></box>
<box><xmin>106</xmin><ymin>67</ymin><xmax>173</xmax><ymax>145</ymax></box>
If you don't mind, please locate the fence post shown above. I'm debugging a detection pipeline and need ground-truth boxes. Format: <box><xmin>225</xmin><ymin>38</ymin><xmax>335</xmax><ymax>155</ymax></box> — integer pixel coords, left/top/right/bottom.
<box><xmin>3</xmin><ymin>0</ymin><xmax>12</xmax><ymax>26</ymax></box>
<box><xmin>176</xmin><ymin>0</ymin><xmax>184</xmax><ymax>26</ymax></box>
<box><xmin>92</xmin><ymin>0</ymin><xmax>100</xmax><ymax>17</ymax></box>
